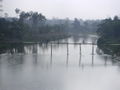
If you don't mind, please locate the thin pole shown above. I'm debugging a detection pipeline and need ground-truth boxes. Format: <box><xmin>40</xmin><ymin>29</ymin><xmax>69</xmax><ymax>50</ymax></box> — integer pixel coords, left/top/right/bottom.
<box><xmin>79</xmin><ymin>54</ymin><xmax>81</xmax><ymax>67</ymax></box>
<box><xmin>79</xmin><ymin>43</ymin><xmax>82</xmax><ymax>67</ymax></box>
<box><xmin>66</xmin><ymin>53</ymin><xmax>69</xmax><ymax>67</ymax></box>
<box><xmin>80</xmin><ymin>43</ymin><xmax>81</xmax><ymax>55</ymax></box>
<box><xmin>104</xmin><ymin>56</ymin><xmax>107</xmax><ymax>66</ymax></box>
<box><xmin>92</xmin><ymin>55</ymin><xmax>94</xmax><ymax>66</ymax></box>
<box><xmin>66</xmin><ymin>43</ymin><xmax>69</xmax><ymax>67</ymax></box>
<box><xmin>50</xmin><ymin>43</ymin><xmax>53</xmax><ymax>65</ymax></box>
<box><xmin>92</xmin><ymin>43</ymin><xmax>94</xmax><ymax>55</ymax></box>
<box><xmin>67</xmin><ymin>43</ymin><xmax>69</xmax><ymax>55</ymax></box>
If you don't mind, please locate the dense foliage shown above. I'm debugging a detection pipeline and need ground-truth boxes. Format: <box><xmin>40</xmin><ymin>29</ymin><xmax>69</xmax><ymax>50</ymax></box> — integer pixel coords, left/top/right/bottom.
<box><xmin>97</xmin><ymin>16</ymin><xmax>120</xmax><ymax>56</ymax></box>
<box><xmin>0</xmin><ymin>8</ymin><xmax>100</xmax><ymax>43</ymax></box>
<box><xmin>0</xmin><ymin>18</ymin><xmax>27</xmax><ymax>42</ymax></box>
<box><xmin>0</xmin><ymin>10</ymin><xmax>70</xmax><ymax>42</ymax></box>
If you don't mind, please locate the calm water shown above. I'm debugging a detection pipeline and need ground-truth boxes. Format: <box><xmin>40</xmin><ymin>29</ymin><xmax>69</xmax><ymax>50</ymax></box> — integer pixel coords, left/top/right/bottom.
<box><xmin>0</xmin><ymin>36</ymin><xmax>120</xmax><ymax>90</ymax></box>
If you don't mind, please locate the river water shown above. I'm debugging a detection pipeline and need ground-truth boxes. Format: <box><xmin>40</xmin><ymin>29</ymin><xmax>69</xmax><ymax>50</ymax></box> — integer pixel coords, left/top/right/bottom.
<box><xmin>0</xmin><ymin>36</ymin><xmax>120</xmax><ymax>90</ymax></box>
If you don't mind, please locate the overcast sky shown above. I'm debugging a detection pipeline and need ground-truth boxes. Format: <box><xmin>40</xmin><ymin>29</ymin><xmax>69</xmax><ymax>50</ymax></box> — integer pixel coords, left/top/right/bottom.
<box><xmin>2</xmin><ymin>0</ymin><xmax>120</xmax><ymax>19</ymax></box>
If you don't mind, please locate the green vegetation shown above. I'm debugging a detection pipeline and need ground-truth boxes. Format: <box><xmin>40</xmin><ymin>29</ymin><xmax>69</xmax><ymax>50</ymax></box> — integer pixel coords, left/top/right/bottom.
<box><xmin>0</xmin><ymin>43</ymin><xmax>24</xmax><ymax>54</ymax></box>
<box><xmin>97</xmin><ymin>16</ymin><xmax>120</xmax><ymax>56</ymax></box>
<box><xmin>0</xmin><ymin>8</ymin><xmax>102</xmax><ymax>49</ymax></box>
<box><xmin>0</xmin><ymin>18</ymin><xmax>26</xmax><ymax>42</ymax></box>
<box><xmin>0</xmin><ymin>9</ymin><xmax>70</xmax><ymax>43</ymax></box>
<box><xmin>0</xmin><ymin>8</ymin><xmax>100</xmax><ymax>43</ymax></box>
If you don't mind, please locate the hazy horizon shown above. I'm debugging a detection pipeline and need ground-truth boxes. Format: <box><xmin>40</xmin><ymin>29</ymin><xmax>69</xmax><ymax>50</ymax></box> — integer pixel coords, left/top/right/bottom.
<box><xmin>2</xmin><ymin>0</ymin><xmax>120</xmax><ymax>20</ymax></box>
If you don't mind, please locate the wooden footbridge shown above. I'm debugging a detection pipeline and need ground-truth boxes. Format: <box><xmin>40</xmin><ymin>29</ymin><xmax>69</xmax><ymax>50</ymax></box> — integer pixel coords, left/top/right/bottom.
<box><xmin>49</xmin><ymin>42</ymin><xmax>117</xmax><ymax>67</ymax></box>
<box><xmin>0</xmin><ymin>41</ymin><xmax>119</xmax><ymax>67</ymax></box>
<box><xmin>50</xmin><ymin>42</ymin><xmax>97</xmax><ymax>56</ymax></box>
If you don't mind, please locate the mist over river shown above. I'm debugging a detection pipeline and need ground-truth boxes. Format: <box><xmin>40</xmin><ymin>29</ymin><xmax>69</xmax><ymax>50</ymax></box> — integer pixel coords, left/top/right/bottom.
<box><xmin>0</xmin><ymin>35</ymin><xmax>120</xmax><ymax>90</ymax></box>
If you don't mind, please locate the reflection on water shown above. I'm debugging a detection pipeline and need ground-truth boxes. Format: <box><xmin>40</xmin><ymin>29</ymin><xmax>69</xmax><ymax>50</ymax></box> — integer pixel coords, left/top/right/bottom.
<box><xmin>0</xmin><ymin>45</ymin><xmax>115</xmax><ymax>67</ymax></box>
<box><xmin>0</xmin><ymin>36</ymin><xmax>120</xmax><ymax>90</ymax></box>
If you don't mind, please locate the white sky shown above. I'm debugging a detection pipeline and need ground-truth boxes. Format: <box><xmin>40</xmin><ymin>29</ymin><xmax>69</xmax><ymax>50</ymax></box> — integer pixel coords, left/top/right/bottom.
<box><xmin>2</xmin><ymin>0</ymin><xmax>120</xmax><ymax>19</ymax></box>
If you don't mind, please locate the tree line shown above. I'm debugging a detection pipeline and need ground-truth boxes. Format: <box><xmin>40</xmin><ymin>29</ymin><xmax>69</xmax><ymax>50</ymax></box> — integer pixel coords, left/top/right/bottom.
<box><xmin>0</xmin><ymin>8</ymin><xmax>100</xmax><ymax>43</ymax></box>
<box><xmin>97</xmin><ymin>16</ymin><xmax>120</xmax><ymax>56</ymax></box>
<box><xmin>0</xmin><ymin>9</ymin><xmax>70</xmax><ymax>42</ymax></box>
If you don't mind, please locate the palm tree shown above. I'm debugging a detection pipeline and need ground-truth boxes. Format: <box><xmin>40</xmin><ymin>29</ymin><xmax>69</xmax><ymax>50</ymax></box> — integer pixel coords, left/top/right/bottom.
<box><xmin>15</xmin><ymin>8</ymin><xmax>20</xmax><ymax>18</ymax></box>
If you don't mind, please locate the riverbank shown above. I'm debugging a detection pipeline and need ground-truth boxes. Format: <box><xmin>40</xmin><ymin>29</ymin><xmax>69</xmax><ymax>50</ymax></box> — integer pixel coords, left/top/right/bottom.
<box><xmin>0</xmin><ymin>33</ymin><xmax>71</xmax><ymax>43</ymax></box>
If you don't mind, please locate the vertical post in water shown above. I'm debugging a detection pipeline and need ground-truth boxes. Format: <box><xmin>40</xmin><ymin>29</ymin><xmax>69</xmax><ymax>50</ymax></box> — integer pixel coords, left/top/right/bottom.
<box><xmin>66</xmin><ymin>52</ymin><xmax>69</xmax><ymax>67</ymax></box>
<box><xmin>79</xmin><ymin>43</ymin><xmax>82</xmax><ymax>66</ymax></box>
<box><xmin>79</xmin><ymin>53</ymin><xmax>81</xmax><ymax>67</ymax></box>
<box><xmin>66</xmin><ymin>43</ymin><xmax>69</xmax><ymax>66</ymax></box>
<box><xmin>92</xmin><ymin>43</ymin><xmax>94</xmax><ymax>55</ymax></box>
<box><xmin>80</xmin><ymin>43</ymin><xmax>81</xmax><ymax>55</ymax></box>
<box><xmin>50</xmin><ymin>43</ymin><xmax>53</xmax><ymax>65</ymax></box>
<box><xmin>67</xmin><ymin>43</ymin><xmax>69</xmax><ymax>55</ymax></box>
<box><xmin>92</xmin><ymin>55</ymin><xmax>94</xmax><ymax>66</ymax></box>
<box><xmin>91</xmin><ymin>43</ymin><xmax>94</xmax><ymax>67</ymax></box>
<box><xmin>104</xmin><ymin>56</ymin><xmax>107</xmax><ymax>66</ymax></box>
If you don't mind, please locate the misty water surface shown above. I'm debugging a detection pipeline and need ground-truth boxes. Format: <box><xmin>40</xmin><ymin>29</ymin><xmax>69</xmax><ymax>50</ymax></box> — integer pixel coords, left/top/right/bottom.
<box><xmin>0</xmin><ymin>36</ymin><xmax>120</xmax><ymax>90</ymax></box>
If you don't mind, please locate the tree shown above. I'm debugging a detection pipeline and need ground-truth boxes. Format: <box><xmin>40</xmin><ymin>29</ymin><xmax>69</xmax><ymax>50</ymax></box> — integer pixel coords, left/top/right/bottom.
<box><xmin>19</xmin><ymin>11</ymin><xmax>30</xmax><ymax>23</ymax></box>
<box><xmin>15</xmin><ymin>8</ymin><xmax>20</xmax><ymax>18</ymax></box>
<box><xmin>97</xmin><ymin>16</ymin><xmax>120</xmax><ymax>56</ymax></box>
<box><xmin>0</xmin><ymin>18</ymin><xmax>26</xmax><ymax>41</ymax></box>
<box><xmin>73</xmin><ymin>18</ymin><xmax>80</xmax><ymax>28</ymax></box>
<box><xmin>72</xmin><ymin>18</ymin><xmax>81</xmax><ymax>33</ymax></box>
<box><xmin>15</xmin><ymin>8</ymin><xmax>20</xmax><ymax>14</ymax></box>
<box><xmin>31</xmin><ymin>12</ymin><xmax>46</xmax><ymax>28</ymax></box>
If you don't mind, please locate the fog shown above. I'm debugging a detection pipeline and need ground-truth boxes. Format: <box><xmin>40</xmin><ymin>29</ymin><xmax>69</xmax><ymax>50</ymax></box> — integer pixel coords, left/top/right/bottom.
<box><xmin>3</xmin><ymin>0</ymin><xmax>120</xmax><ymax>19</ymax></box>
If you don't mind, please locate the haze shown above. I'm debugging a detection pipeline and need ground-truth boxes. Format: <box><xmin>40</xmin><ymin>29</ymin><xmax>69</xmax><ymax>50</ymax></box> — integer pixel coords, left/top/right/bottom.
<box><xmin>3</xmin><ymin>0</ymin><xmax>120</xmax><ymax>19</ymax></box>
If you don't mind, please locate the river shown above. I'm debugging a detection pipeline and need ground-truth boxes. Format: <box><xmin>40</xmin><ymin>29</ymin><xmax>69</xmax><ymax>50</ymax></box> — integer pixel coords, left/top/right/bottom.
<box><xmin>0</xmin><ymin>35</ymin><xmax>120</xmax><ymax>90</ymax></box>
